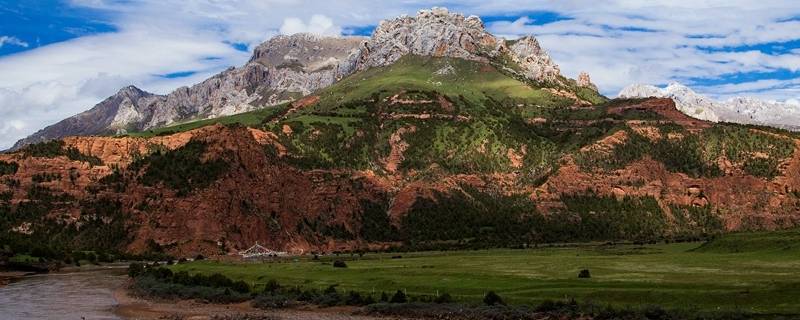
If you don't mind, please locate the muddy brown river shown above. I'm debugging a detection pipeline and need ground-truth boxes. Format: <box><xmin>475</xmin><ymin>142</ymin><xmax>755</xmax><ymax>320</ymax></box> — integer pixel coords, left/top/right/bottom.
<box><xmin>0</xmin><ymin>265</ymin><xmax>128</xmax><ymax>320</ymax></box>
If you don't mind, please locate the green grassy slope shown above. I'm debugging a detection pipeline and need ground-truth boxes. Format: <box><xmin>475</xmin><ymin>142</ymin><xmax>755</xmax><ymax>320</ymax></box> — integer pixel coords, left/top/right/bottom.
<box><xmin>171</xmin><ymin>230</ymin><xmax>800</xmax><ymax>314</ymax></box>
<box><xmin>694</xmin><ymin>228</ymin><xmax>800</xmax><ymax>254</ymax></box>
<box><xmin>123</xmin><ymin>103</ymin><xmax>289</xmax><ymax>138</ymax></box>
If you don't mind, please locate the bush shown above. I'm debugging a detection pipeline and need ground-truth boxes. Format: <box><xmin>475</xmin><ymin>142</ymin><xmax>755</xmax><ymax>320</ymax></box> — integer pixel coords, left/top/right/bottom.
<box><xmin>578</xmin><ymin>269</ymin><xmax>591</xmax><ymax>278</ymax></box>
<box><xmin>483</xmin><ymin>291</ymin><xmax>505</xmax><ymax>306</ymax></box>
<box><xmin>434</xmin><ymin>293</ymin><xmax>453</xmax><ymax>304</ymax></box>
<box><xmin>346</xmin><ymin>291</ymin><xmax>367</xmax><ymax>306</ymax></box>
<box><xmin>333</xmin><ymin>260</ymin><xmax>348</xmax><ymax>268</ymax></box>
<box><xmin>263</xmin><ymin>279</ymin><xmax>281</xmax><ymax>293</ymax></box>
<box><xmin>131</xmin><ymin>275</ymin><xmax>249</xmax><ymax>303</ymax></box>
<box><xmin>390</xmin><ymin>290</ymin><xmax>407</xmax><ymax>303</ymax></box>
<box><xmin>0</xmin><ymin>161</ymin><xmax>18</xmax><ymax>176</ymax></box>
<box><xmin>128</xmin><ymin>262</ymin><xmax>145</xmax><ymax>278</ymax></box>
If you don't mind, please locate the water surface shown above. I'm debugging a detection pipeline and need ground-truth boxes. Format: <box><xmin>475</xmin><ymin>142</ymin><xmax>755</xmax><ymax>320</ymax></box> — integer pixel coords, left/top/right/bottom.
<box><xmin>0</xmin><ymin>266</ymin><xmax>127</xmax><ymax>320</ymax></box>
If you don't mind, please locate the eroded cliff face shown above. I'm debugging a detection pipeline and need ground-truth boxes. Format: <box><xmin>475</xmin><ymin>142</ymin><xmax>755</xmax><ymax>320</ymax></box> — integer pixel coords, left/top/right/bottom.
<box><xmin>534</xmin><ymin>98</ymin><xmax>800</xmax><ymax>230</ymax></box>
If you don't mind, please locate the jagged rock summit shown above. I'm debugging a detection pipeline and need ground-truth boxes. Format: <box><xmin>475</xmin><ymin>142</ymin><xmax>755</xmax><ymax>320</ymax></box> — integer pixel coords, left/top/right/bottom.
<box><xmin>618</xmin><ymin>82</ymin><xmax>800</xmax><ymax>131</ymax></box>
<box><xmin>12</xmin><ymin>7</ymin><xmax>573</xmax><ymax>150</ymax></box>
<box><xmin>351</xmin><ymin>7</ymin><xmax>563</xmax><ymax>83</ymax></box>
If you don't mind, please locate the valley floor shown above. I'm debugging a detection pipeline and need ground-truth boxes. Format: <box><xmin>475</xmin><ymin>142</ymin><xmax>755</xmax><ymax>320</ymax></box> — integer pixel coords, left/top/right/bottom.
<box><xmin>168</xmin><ymin>231</ymin><xmax>800</xmax><ymax>316</ymax></box>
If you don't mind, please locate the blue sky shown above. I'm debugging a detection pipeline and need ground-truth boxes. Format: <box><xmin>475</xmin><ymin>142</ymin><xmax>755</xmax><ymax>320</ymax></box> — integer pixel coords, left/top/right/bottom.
<box><xmin>0</xmin><ymin>0</ymin><xmax>799</xmax><ymax>149</ymax></box>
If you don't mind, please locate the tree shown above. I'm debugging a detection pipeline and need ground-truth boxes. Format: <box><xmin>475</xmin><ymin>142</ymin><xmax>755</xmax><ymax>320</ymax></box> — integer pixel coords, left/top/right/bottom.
<box><xmin>127</xmin><ymin>262</ymin><xmax>144</xmax><ymax>278</ymax></box>
<box><xmin>434</xmin><ymin>292</ymin><xmax>453</xmax><ymax>304</ymax></box>
<box><xmin>483</xmin><ymin>291</ymin><xmax>505</xmax><ymax>306</ymax></box>
<box><xmin>578</xmin><ymin>269</ymin><xmax>591</xmax><ymax>278</ymax></box>
<box><xmin>263</xmin><ymin>279</ymin><xmax>281</xmax><ymax>293</ymax></box>
<box><xmin>390</xmin><ymin>290</ymin><xmax>407</xmax><ymax>303</ymax></box>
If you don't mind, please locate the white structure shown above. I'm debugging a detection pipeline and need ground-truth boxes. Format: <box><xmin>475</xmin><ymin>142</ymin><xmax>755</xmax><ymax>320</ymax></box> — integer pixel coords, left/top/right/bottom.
<box><xmin>238</xmin><ymin>242</ymin><xmax>287</xmax><ymax>259</ymax></box>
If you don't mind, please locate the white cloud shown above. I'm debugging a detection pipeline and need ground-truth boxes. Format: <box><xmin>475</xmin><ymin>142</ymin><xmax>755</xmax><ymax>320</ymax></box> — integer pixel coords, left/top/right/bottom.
<box><xmin>0</xmin><ymin>36</ymin><xmax>29</xmax><ymax>48</ymax></box>
<box><xmin>280</xmin><ymin>14</ymin><xmax>342</xmax><ymax>36</ymax></box>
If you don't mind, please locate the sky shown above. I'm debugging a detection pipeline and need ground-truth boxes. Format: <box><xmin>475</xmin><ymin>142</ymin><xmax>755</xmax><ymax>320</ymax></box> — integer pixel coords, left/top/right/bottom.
<box><xmin>0</xmin><ymin>1</ymin><xmax>799</xmax><ymax>149</ymax></box>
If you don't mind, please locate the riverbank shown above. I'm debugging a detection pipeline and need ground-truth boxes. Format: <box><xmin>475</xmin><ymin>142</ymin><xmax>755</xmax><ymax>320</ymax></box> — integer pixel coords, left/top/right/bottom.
<box><xmin>113</xmin><ymin>286</ymin><xmax>392</xmax><ymax>320</ymax></box>
<box><xmin>0</xmin><ymin>271</ymin><xmax>35</xmax><ymax>287</ymax></box>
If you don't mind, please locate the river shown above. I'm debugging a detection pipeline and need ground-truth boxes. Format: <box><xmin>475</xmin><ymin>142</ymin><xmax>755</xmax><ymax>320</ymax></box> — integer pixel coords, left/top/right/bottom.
<box><xmin>0</xmin><ymin>265</ymin><xmax>128</xmax><ymax>320</ymax></box>
<box><xmin>0</xmin><ymin>265</ymin><xmax>388</xmax><ymax>320</ymax></box>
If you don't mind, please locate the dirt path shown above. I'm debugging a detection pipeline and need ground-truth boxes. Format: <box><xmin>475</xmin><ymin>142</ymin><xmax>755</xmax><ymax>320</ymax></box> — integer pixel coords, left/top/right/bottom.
<box><xmin>113</xmin><ymin>288</ymin><xmax>396</xmax><ymax>320</ymax></box>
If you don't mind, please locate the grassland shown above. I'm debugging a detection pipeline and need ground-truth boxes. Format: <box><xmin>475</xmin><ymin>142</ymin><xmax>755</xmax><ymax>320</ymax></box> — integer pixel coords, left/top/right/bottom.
<box><xmin>169</xmin><ymin>230</ymin><xmax>800</xmax><ymax>315</ymax></box>
<box><xmin>123</xmin><ymin>104</ymin><xmax>288</xmax><ymax>138</ymax></box>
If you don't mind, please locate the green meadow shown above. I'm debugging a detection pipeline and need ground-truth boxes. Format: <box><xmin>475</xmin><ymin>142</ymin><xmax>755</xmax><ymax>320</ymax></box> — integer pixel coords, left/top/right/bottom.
<box><xmin>170</xmin><ymin>229</ymin><xmax>800</xmax><ymax>315</ymax></box>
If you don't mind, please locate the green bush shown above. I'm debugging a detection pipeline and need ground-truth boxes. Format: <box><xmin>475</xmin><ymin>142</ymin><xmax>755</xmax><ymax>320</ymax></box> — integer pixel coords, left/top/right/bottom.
<box><xmin>483</xmin><ymin>291</ymin><xmax>505</xmax><ymax>306</ymax></box>
<box><xmin>390</xmin><ymin>290</ymin><xmax>408</xmax><ymax>303</ymax></box>
<box><xmin>21</xmin><ymin>140</ymin><xmax>102</xmax><ymax>166</ymax></box>
<box><xmin>131</xmin><ymin>140</ymin><xmax>230</xmax><ymax>196</ymax></box>
<box><xmin>0</xmin><ymin>161</ymin><xmax>18</xmax><ymax>176</ymax></box>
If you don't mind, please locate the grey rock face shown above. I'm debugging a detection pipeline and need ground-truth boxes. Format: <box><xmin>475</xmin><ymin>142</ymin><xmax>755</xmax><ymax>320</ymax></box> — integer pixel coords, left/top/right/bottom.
<box><xmin>12</xmin><ymin>7</ymin><xmax>568</xmax><ymax>150</ymax></box>
<box><xmin>12</xmin><ymin>34</ymin><xmax>365</xmax><ymax>150</ymax></box>
<box><xmin>577</xmin><ymin>72</ymin><xmax>598</xmax><ymax>91</ymax></box>
<box><xmin>349</xmin><ymin>7</ymin><xmax>562</xmax><ymax>83</ymax></box>
<box><xmin>12</xmin><ymin>86</ymin><xmax>160</xmax><ymax>148</ymax></box>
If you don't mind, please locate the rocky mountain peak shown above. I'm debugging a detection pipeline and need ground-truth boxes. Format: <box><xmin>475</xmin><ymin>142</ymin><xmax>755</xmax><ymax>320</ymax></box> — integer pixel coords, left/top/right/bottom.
<box><xmin>113</xmin><ymin>85</ymin><xmax>152</xmax><ymax>101</ymax></box>
<box><xmin>249</xmin><ymin>33</ymin><xmax>365</xmax><ymax>72</ymax></box>
<box><xmin>618</xmin><ymin>82</ymin><xmax>800</xmax><ymax>130</ymax></box>
<box><xmin>352</xmin><ymin>7</ymin><xmax>563</xmax><ymax>84</ymax></box>
<box><xmin>577</xmin><ymin>72</ymin><xmax>597</xmax><ymax>91</ymax></box>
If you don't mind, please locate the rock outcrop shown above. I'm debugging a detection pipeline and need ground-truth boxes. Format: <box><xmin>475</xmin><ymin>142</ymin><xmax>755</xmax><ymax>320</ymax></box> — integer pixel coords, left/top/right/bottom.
<box><xmin>11</xmin><ymin>34</ymin><xmax>366</xmax><ymax>150</ymax></box>
<box><xmin>577</xmin><ymin>72</ymin><xmax>598</xmax><ymax>91</ymax></box>
<box><xmin>350</xmin><ymin>7</ymin><xmax>562</xmax><ymax>83</ymax></box>
<box><xmin>618</xmin><ymin>82</ymin><xmax>800</xmax><ymax>131</ymax></box>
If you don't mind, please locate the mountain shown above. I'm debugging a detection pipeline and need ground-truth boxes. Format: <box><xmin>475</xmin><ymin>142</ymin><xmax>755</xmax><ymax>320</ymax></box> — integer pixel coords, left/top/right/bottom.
<box><xmin>11</xmin><ymin>34</ymin><xmax>366</xmax><ymax>150</ymax></box>
<box><xmin>1</xmin><ymin>8</ymin><xmax>798</xmax><ymax>258</ymax></box>
<box><xmin>11</xmin><ymin>7</ymin><xmax>589</xmax><ymax>151</ymax></box>
<box><xmin>619</xmin><ymin>82</ymin><xmax>800</xmax><ymax>131</ymax></box>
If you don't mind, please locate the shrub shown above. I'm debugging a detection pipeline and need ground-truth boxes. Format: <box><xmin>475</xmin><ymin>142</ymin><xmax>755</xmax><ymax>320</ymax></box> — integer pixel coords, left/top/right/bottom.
<box><xmin>128</xmin><ymin>262</ymin><xmax>145</xmax><ymax>278</ymax></box>
<box><xmin>131</xmin><ymin>140</ymin><xmax>229</xmax><ymax>196</ymax></box>
<box><xmin>131</xmin><ymin>275</ymin><xmax>249</xmax><ymax>303</ymax></box>
<box><xmin>346</xmin><ymin>291</ymin><xmax>366</xmax><ymax>306</ymax></box>
<box><xmin>578</xmin><ymin>269</ymin><xmax>591</xmax><ymax>278</ymax></box>
<box><xmin>0</xmin><ymin>161</ymin><xmax>18</xmax><ymax>176</ymax></box>
<box><xmin>333</xmin><ymin>260</ymin><xmax>348</xmax><ymax>268</ymax></box>
<box><xmin>390</xmin><ymin>290</ymin><xmax>407</xmax><ymax>303</ymax></box>
<box><xmin>434</xmin><ymin>293</ymin><xmax>453</xmax><ymax>304</ymax></box>
<box><xmin>263</xmin><ymin>279</ymin><xmax>281</xmax><ymax>293</ymax></box>
<box><xmin>380</xmin><ymin>291</ymin><xmax>389</xmax><ymax>302</ymax></box>
<box><xmin>483</xmin><ymin>291</ymin><xmax>505</xmax><ymax>306</ymax></box>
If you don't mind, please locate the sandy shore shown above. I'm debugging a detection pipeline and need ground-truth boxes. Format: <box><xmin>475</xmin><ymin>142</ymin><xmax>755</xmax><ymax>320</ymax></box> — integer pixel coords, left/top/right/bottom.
<box><xmin>112</xmin><ymin>287</ymin><xmax>396</xmax><ymax>320</ymax></box>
